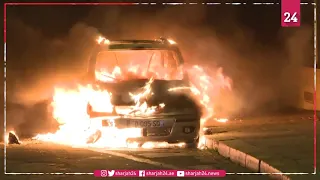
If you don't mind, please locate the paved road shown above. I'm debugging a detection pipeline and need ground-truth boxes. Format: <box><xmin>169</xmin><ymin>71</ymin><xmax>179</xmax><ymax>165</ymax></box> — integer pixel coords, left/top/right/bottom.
<box><xmin>1</xmin><ymin>140</ymin><xmax>271</xmax><ymax>180</ymax></box>
<box><xmin>205</xmin><ymin>111</ymin><xmax>320</xmax><ymax>180</ymax></box>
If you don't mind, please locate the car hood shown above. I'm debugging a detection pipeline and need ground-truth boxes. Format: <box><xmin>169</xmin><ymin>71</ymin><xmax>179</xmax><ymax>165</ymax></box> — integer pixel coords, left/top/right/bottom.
<box><xmin>97</xmin><ymin>79</ymin><xmax>187</xmax><ymax>106</ymax></box>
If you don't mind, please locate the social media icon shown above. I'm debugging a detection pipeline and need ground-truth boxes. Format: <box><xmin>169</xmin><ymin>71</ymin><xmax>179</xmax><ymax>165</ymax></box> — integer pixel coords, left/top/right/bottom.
<box><xmin>108</xmin><ymin>170</ymin><xmax>115</xmax><ymax>177</ymax></box>
<box><xmin>100</xmin><ymin>170</ymin><xmax>108</xmax><ymax>177</ymax></box>
<box><xmin>177</xmin><ymin>171</ymin><xmax>185</xmax><ymax>177</ymax></box>
<box><xmin>139</xmin><ymin>170</ymin><xmax>146</xmax><ymax>177</ymax></box>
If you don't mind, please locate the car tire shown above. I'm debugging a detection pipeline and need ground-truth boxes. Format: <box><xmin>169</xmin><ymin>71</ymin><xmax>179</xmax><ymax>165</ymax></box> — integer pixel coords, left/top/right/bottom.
<box><xmin>185</xmin><ymin>142</ymin><xmax>197</xmax><ymax>148</ymax></box>
<box><xmin>185</xmin><ymin>137</ymin><xmax>199</xmax><ymax>149</ymax></box>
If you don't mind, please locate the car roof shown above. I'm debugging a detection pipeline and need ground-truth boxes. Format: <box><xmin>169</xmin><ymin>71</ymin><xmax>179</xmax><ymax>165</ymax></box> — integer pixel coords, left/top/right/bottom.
<box><xmin>99</xmin><ymin>38</ymin><xmax>178</xmax><ymax>50</ymax></box>
<box><xmin>110</xmin><ymin>40</ymin><xmax>163</xmax><ymax>44</ymax></box>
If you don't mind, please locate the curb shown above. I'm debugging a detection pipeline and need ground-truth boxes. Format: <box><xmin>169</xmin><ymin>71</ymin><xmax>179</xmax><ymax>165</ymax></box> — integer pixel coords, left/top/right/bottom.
<box><xmin>203</xmin><ymin>138</ymin><xmax>290</xmax><ymax>180</ymax></box>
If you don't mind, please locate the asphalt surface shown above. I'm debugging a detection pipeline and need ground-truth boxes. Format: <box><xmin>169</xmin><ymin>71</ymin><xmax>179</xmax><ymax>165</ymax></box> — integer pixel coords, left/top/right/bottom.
<box><xmin>205</xmin><ymin>111</ymin><xmax>320</xmax><ymax>180</ymax></box>
<box><xmin>1</xmin><ymin>140</ymin><xmax>272</xmax><ymax>180</ymax></box>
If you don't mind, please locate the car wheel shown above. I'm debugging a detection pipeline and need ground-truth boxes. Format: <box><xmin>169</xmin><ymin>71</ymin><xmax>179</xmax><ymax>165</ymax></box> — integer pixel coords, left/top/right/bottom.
<box><xmin>185</xmin><ymin>137</ymin><xmax>199</xmax><ymax>149</ymax></box>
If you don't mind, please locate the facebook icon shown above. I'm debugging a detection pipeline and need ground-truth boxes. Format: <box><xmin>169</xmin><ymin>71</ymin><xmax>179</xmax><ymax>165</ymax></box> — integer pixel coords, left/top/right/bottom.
<box><xmin>139</xmin><ymin>170</ymin><xmax>146</xmax><ymax>177</ymax></box>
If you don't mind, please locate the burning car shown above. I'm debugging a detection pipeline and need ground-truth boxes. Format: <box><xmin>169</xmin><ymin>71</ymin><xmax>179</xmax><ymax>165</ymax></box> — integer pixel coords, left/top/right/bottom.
<box><xmin>34</xmin><ymin>36</ymin><xmax>231</xmax><ymax>149</ymax></box>
<box><xmin>83</xmin><ymin>37</ymin><xmax>202</xmax><ymax>148</ymax></box>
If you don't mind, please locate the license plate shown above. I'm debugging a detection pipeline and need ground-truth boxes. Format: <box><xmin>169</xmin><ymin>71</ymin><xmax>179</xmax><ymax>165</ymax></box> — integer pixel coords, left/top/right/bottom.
<box><xmin>132</xmin><ymin>120</ymin><xmax>164</xmax><ymax>128</ymax></box>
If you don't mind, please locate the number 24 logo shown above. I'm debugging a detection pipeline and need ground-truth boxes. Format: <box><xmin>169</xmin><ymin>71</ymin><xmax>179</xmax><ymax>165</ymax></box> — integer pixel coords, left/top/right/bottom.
<box><xmin>284</xmin><ymin>12</ymin><xmax>298</xmax><ymax>23</ymax></box>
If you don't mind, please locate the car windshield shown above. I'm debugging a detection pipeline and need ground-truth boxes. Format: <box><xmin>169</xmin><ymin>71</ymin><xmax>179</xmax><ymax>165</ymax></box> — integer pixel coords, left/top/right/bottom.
<box><xmin>95</xmin><ymin>49</ymin><xmax>183</xmax><ymax>82</ymax></box>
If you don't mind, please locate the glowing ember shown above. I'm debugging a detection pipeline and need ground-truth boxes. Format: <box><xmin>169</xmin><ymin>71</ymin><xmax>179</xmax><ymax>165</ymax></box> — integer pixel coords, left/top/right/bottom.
<box><xmin>96</xmin><ymin>36</ymin><xmax>110</xmax><ymax>45</ymax></box>
<box><xmin>167</xmin><ymin>39</ymin><xmax>177</xmax><ymax>44</ymax></box>
<box><xmin>198</xmin><ymin>136</ymin><xmax>207</xmax><ymax>149</ymax></box>
<box><xmin>215</xmin><ymin>118</ymin><xmax>228</xmax><ymax>123</ymax></box>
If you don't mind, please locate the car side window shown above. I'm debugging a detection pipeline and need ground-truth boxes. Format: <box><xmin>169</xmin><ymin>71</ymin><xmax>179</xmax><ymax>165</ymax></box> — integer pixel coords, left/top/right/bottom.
<box><xmin>96</xmin><ymin>51</ymin><xmax>118</xmax><ymax>72</ymax></box>
<box><xmin>163</xmin><ymin>51</ymin><xmax>178</xmax><ymax>69</ymax></box>
<box><xmin>148</xmin><ymin>51</ymin><xmax>164</xmax><ymax>70</ymax></box>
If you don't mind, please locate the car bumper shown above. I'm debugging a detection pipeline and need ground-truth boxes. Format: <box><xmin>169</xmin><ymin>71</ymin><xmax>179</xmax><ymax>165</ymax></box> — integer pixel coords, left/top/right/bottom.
<box><xmin>127</xmin><ymin>121</ymin><xmax>200</xmax><ymax>144</ymax></box>
<box><xmin>99</xmin><ymin>115</ymin><xmax>200</xmax><ymax>143</ymax></box>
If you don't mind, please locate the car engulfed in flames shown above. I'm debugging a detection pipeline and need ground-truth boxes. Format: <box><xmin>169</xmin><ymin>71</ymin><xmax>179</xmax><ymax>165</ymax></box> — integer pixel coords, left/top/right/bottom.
<box><xmin>31</xmin><ymin>36</ymin><xmax>231</xmax><ymax>149</ymax></box>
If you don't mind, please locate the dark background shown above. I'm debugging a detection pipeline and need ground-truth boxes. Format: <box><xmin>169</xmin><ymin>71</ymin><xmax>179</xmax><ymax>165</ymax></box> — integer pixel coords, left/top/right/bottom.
<box><xmin>1</xmin><ymin>0</ymin><xmax>317</xmax><ymax>137</ymax></box>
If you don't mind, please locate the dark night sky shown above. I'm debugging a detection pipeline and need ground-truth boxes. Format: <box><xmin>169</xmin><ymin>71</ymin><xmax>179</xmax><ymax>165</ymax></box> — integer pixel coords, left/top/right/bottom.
<box><xmin>7</xmin><ymin>4</ymin><xmax>314</xmax><ymax>40</ymax></box>
<box><xmin>4</xmin><ymin>1</ymin><xmax>317</xmax><ymax>114</ymax></box>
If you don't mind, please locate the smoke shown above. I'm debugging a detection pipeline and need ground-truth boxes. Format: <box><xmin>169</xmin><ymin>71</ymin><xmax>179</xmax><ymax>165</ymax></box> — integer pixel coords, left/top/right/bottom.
<box><xmin>2</xmin><ymin>5</ymin><xmax>313</xmax><ymax>139</ymax></box>
<box><xmin>4</xmin><ymin>10</ymin><xmax>100</xmax><ymax>138</ymax></box>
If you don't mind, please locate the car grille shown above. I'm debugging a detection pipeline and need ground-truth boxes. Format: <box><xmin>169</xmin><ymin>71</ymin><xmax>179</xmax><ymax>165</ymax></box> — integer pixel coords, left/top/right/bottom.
<box><xmin>143</xmin><ymin>127</ymin><xmax>172</xmax><ymax>136</ymax></box>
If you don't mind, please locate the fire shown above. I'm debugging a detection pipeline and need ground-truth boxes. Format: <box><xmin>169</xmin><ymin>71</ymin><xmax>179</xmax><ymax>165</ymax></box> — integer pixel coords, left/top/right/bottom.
<box><xmin>34</xmin><ymin>78</ymin><xmax>165</xmax><ymax>148</ymax></box>
<box><xmin>95</xmin><ymin>66</ymin><xmax>122</xmax><ymax>82</ymax></box>
<box><xmin>169</xmin><ymin>65</ymin><xmax>231</xmax><ymax>125</ymax></box>
<box><xmin>96</xmin><ymin>36</ymin><xmax>110</xmax><ymax>45</ymax></box>
<box><xmin>32</xmin><ymin>36</ymin><xmax>232</xmax><ymax>149</ymax></box>
<box><xmin>167</xmin><ymin>39</ymin><xmax>176</xmax><ymax>44</ymax></box>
